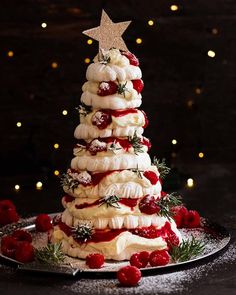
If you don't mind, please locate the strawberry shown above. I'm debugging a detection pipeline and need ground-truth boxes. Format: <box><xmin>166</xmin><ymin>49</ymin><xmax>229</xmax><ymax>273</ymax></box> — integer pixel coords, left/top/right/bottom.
<box><xmin>1</xmin><ymin>236</ymin><xmax>18</xmax><ymax>258</ymax></box>
<box><xmin>117</xmin><ymin>265</ymin><xmax>141</xmax><ymax>286</ymax></box>
<box><xmin>92</xmin><ymin>110</ymin><xmax>112</xmax><ymax>130</ymax></box>
<box><xmin>184</xmin><ymin>210</ymin><xmax>200</xmax><ymax>228</ymax></box>
<box><xmin>139</xmin><ymin>195</ymin><xmax>160</xmax><ymax>215</ymax></box>
<box><xmin>130</xmin><ymin>251</ymin><xmax>150</xmax><ymax>268</ymax></box>
<box><xmin>132</xmin><ymin>79</ymin><xmax>144</xmax><ymax>93</ymax></box>
<box><xmin>86</xmin><ymin>253</ymin><xmax>104</xmax><ymax>269</ymax></box>
<box><xmin>171</xmin><ymin>205</ymin><xmax>188</xmax><ymax>228</ymax></box>
<box><xmin>121</xmin><ymin>51</ymin><xmax>139</xmax><ymax>66</ymax></box>
<box><xmin>149</xmin><ymin>250</ymin><xmax>170</xmax><ymax>267</ymax></box>
<box><xmin>97</xmin><ymin>81</ymin><xmax>118</xmax><ymax>96</ymax></box>
<box><xmin>12</xmin><ymin>230</ymin><xmax>32</xmax><ymax>243</ymax></box>
<box><xmin>143</xmin><ymin>171</ymin><xmax>159</xmax><ymax>185</ymax></box>
<box><xmin>15</xmin><ymin>241</ymin><xmax>34</xmax><ymax>263</ymax></box>
<box><xmin>35</xmin><ymin>214</ymin><xmax>52</xmax><ymax>232</ymax></box>
<box><xmin>0</xmin><ymin>199</ymin><xmax>19</xmax><ymax>226</ymax></box>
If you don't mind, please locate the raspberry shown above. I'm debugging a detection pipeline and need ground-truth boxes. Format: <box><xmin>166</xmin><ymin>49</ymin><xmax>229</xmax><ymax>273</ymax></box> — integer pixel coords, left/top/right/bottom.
<box><xmin>117</xmin><ymin>265</ymin><xmax>141</xmax><ymax>286</ymax></box>
<box><xmin>97</xmin><ymin>81</ymin><xmax>118</xmax><ymax>96</ymax></box>
<box><xmin>143</xmin><ymin>171</ymin><xmax>159</xmax><ymax>185</ymax></box>
<box><xmin>132</xmin><ymin>79</ymin><xmax>144</xmax><ymax>93</ymax></box>
<box><xmin>86</xmin><ymin>253</ymin><xmax>104</xmax><ymax>269</ymax></box>
<box><xmin>1</xmin><ymin>236</ymin><xmax>18</xmax><ymax>258</ymax></box>
<box><xmin>92</xmin><ymin>110</ymin><xmax>112</xmax><ymax>130</ymax></box>
<box><xmin>130</xmin><ymin>251</ymin><xmax>149</xmax><ymax>268</ymax></box>
<box><xmin>149</xmin><ymin>250</ymin><xmax>170</xmax><ymax>267</ymax></box>
<box><xmin>0</xmin><ymin>199</ymin><xmax>16</xmax><ymax>211</ymax></box>
<box><xmin>167</xmin><ymin>231</ymin><xmax>180</xmax><ymax>248</ymax></box>
<box><xmin>131</xmin><ymin>225</ymin><xmax>159</xmax><ymax>239</ymax></box>
<box><xmin>15</xmin><ymin>242</ymin><xmax>34</xmax><ymax>263</ymax></box>
<box><xmin>184</xmin><ymin>210</ymin><xmax>200</xmax><ymax>228</ymax></box>
<box><xmin>121</xmin><ymin>51</ymin><xmax>139</xmax><ymax>66</ymax></box>
<box><xmin>139</xmin><ymin>195</ymin><xmax>160</xmax><ymax>215</ymax></box>
<box><xmin>171</xmin><ymin>205</ymin><xmax>188</xmax><ymax>228</ymax></box>
<box><xmin>87</xmin><ymin>139</ymin><xmax>107</xmax><ymax>155</ymax></box>
<box><xmin>35</xmin><ymin>214</ymin><xmax>52</xmax><ymax>232</ymax></box>
<box><xmin>142</xmin><ymin>137</ymin><xmax>151</xmax><ymax>151</ymax></box>
<box><xmin>12</xmin><ymin>230</ymin><xmax>32</xmax><ymax>243</ymax></box>
<box><xmin>0</xmin><ymin>199</ymin><xmax>19</xmax><ymax>226</ymax></box>
<box><xmin>0</xmin><ymin>208</ymin><xmax>19</xmax><ymax>226</ymax></box>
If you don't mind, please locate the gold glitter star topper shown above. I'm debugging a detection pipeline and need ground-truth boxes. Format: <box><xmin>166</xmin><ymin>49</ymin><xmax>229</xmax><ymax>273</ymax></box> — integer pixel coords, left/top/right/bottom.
<box><xmin>83</xmin><ymin>10</ymin><xmax>131</xmax><ymax>51</ymax></box>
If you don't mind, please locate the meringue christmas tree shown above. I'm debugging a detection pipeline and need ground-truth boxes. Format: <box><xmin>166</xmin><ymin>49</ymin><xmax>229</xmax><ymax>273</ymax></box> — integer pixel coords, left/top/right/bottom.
<box><xmin>51</xmin><ymin>10</ymin><xmax>182</xmax><ymax>261</ymax></box>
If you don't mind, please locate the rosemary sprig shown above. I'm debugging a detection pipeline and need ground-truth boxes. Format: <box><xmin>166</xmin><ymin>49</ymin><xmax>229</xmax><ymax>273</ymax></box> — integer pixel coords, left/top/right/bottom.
<box><xmin>99</xmin><ymin>195</ymin><xmax>120</xmax><ymax>208</ymax></box>
<box><xmin>131</xmin><ymin>166</ymin><xmax>143</xmax><ymax>179</ymax></box>
<box><xmin>153</xmin><ymin>157</ymin><xmax>171</xmax><ymax>179</ymax></box>
<box><xmin>60</xmin><ymin>173</ymin><xmax>79</xmax><ymax>192</ymax></box>
<box><xmin>170</xmin><ymin>236</ymin><xmax>205</xmax><ymax>262</ymax></box>
<box><xmin>158</xmin><ymin>192</ymin><xmax>182</xmax><ymax>219</ymax></box>
<box><xmin>35</xmin><ymin>242</ymin><xmax>65</xmax><ymax>265</ymax></box>
<box><xmin>129</xmin><ymin>132</ymin><xmax>144</xmax><ymax>155</ymax></box>
<box><xmin>107</xmin><ymin>141</ymin><xmax>122</xmax><ymax>154</ymax></box>
<box><xmin>75</xmin><ymin>103</ymin><xmax>92</xmax><ymax>117</ymax></box>
<box><xmin>72</xmin><ymin>223</ymin><xmax>94</xmax><ymax>243</ymax></box>
<box><xmin>117</xmin><ymin>81</ymin><xmax>129</xmax><ymax>97</ymax></box>
<box><xmin>98</xmin><ymin>49</ymin><xmax>111</xmax><ymax>64</ymax></box>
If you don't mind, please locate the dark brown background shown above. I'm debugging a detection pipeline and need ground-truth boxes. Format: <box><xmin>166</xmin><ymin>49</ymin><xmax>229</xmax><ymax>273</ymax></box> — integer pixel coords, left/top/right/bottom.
<box><xmin>0</xmin><ymin>1</ymin><xmax>236</xmax><ymax>294</ymax></box>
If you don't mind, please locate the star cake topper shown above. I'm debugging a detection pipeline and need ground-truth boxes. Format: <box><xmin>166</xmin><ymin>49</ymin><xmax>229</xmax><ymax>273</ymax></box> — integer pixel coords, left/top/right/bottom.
<box><xmin>83</xmin><ymin>10</ymin><xmax>131</xmax><ymax>51</ymax></box>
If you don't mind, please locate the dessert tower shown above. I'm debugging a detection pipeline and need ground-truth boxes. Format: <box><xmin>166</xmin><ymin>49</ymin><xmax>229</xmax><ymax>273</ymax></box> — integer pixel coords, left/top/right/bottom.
<box><xmin>51</xmin><ymin>10</ymin><xmax>182</xmax><ymax>261</ymax></box>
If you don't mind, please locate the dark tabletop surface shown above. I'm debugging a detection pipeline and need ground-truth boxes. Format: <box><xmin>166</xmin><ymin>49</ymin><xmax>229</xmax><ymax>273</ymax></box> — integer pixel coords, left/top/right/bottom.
<box><xmin>0</xmin><ymin>160</ymin><xmax>235</xmax><ymax>295</ymax></box>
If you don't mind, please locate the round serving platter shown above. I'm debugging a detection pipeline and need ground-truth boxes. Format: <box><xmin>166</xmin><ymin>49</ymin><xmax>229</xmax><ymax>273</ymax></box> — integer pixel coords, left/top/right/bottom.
<box><xmin>0</xmin><ymin>213</ymin><xmax>230</xmax><ymax>274</ymax></box>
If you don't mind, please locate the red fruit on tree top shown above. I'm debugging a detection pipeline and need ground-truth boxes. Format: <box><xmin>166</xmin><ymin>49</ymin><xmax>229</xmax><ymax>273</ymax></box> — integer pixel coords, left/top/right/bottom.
<box><xmin>121</xmin><ymin>51</ymin><xmax>139</xmax><ymax>66</ymax></box>
<box><xmin>35</xmin><ymin>214</ymin><xmax>52</xmax><ymax>232</ymax></box>
<box><xmin>139</xmin><ymin>195</ymin><xmax>160</xmax><ymax>215</ymax></box>
<box><xmin>171</xmin><ymin>205</ymin><xmax>188</xmax><ymax>228</ymax></box>
<box><xmin>92</xmin><ymin>110</ymin><xmax>112</xmax><ymax>130</ymax></box>
<box><xmin>130</xmin><ymin>251</ymin><xmax>150</xmax><ymax>269</ymax></box>
<box><xmin>149</xmin><ymin>249</ymin><xmax>170</xmax><ymax>267</ymax></box>
<box><xmin>97</xmin><ymin>81</ymin><xmax>118</xmax><ymax>96</ymax></box>
<box><xmin>15</xmin><ymin>241</ymin><xmax>34</xmax><ymax>263</ymax></box>
<box><xmin>132</xmin><ymin>79</ymin><xmax>144</xmax><ymax>94</ymax></box>
<box><xmin>184</xmin><ymin>210</ymin><xmax>201</xmax><ymax>228</ymax></box>
<box><xmin>117</xmin><ymin>265</ymin><xmax>142</xmax><ymax>286</ymax></box>
<box><xmin>86</xmin><ymin>253</ymin><xmax>104</xmax><ymax>269</ymax></box>
<box><xmin>143</xmin><ymin>171</ymin><xmax>159</xmax><ymax>185</ymax></box>
<box><xmin>12</xmin><ymin>230</ymin><xmax>32</xmax><ymax>243</ymax></box>
<box><xmin>1</xmin><ymin>236</ymin><xmax>18</xmax><ymax>259</ymax></box>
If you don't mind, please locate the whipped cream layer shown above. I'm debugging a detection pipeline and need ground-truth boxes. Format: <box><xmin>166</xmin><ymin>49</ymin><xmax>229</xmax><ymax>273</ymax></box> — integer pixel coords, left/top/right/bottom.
<box><xmin>74</xmin><ymin>109</ymin><xmax>147</xmax><ymax>140</ymax></box>
<box><xmin>81</xmin><ymin>80</ymin><xmax>142</xmax><ymax>110</ymax></box>
<box><xmin>61</xmin><ymin>208</ymin><xmax>168</xmax><ymax>229</ymax></box>
<box><xmin>63</xmin><ymin>166</ymin><xmax>161</xmax><ymax>199</ymax></box>
<box><xmin>71</xmin><ymin>152</ymin><xmax>151</xmax><ymax>172</ymax></box>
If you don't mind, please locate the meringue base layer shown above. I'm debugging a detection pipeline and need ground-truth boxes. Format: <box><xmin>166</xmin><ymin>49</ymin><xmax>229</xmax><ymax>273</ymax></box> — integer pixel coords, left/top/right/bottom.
<box><xmin>51</xmin><ymin>221</ymin><xmax>182</xmax><ymax>261</ymax></box>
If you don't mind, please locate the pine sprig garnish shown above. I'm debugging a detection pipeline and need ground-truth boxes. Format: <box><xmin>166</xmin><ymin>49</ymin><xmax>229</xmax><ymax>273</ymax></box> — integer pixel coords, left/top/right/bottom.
<box><xmin>117</xmin><ymin>81</ymin><xmax>129</xmax><ymax>97</ymax></box>
<box><xmin>129</xmin><ymin>132</ymin><xmax>144</xmax><ymax>155</ymax></box>
<box><xmin>99</xmin><ymin>195</ymin><xmax>120</xmax><ymax>208</ymax></box>
<box><xmin>60</xmin><ymin>173</ymin><xmax>79</xmax><ymax>192</ymax></box>
<box><xmin>76</xmin><ymin>103</ymin><xmax>92</xmax><ymax>117</ymax></box>
<box><xmin>158</xmin><ymin>192</ymin><xmax>182</xmax><ymax>219</ymax></box>
<box><xmin>170</xmin><ymin>236</ymin><xmax>205</xmax><ymax>262</ymax></box>
<box><xmin>72</xmin><ymin>223</ymin><xmax>94</xmax><ymax>243</ymax></box>
<box><xmin>153</xmin><ymin>157</ymin><xmax>171</xmax><ymax>179</ymax></box>
<box><xmin>98</xmin><ymin>49</ymin><xmax>111</xmax><ymax>64</ymax></box>
<box><xmin>35</xmin><ymin>242</ymin><xmax>65</xmax><ymax>265</ymax></box>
